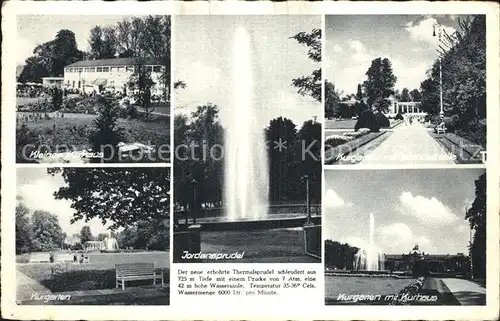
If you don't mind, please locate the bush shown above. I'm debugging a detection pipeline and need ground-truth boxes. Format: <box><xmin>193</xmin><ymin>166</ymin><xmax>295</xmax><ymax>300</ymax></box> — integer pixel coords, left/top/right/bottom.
<box><xmin>395</xmin><ymin>113</ymin><xmax>404</xmax><ymax>120</ymax></box>
<box><xmin>374</xmin><ymin>112</ymin><xmax>390</xmax><ymax>128</ymax></box>
<box><xmin>355</xmin><ymin>109</ymin><xmax>380</xmax><ymax>132</ymax></box>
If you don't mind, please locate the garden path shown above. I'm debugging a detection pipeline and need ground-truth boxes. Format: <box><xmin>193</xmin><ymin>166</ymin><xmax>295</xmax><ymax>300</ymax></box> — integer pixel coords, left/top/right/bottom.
<box><xmin>16</xmin><ymin>269</ymin><xmax>52</xmax><ymax>302</ymax></box>
<box><xmin>359</xmin><ymin>122</ymin><xmax>455</xmax><ymax>164</ymax></box>
<box><xmin>439</xmin><ymin>278</ymin><xmax>486</xmax><ymax>305</ymax></box>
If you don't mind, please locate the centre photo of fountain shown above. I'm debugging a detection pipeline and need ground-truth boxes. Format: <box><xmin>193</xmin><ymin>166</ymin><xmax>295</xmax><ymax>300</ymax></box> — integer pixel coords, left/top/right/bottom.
<box><xmin>173</xmin><ymin>15</ymin><xmax>322</xmax><ymax>263</ymax></box>
<box><xmin>324</xmin><ymin>168</ymin><xmax>487</xmax><ymax>305</ymax></box>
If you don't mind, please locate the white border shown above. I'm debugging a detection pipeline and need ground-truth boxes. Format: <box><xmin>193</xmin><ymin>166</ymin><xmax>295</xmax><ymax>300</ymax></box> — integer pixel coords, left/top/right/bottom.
<box><xmin>2</xmin><ymin>1</ymin><xmax>499</xmax><ymax>320</ymax></box>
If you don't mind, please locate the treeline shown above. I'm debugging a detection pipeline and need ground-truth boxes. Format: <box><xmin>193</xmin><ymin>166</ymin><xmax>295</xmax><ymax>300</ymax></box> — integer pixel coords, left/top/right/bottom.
<box><xmin>16</xmin><ymin>198</ymin><xmax>66</xmax><ymax>254</ymax></box>
<box><xmin>18</xmin><ymin>30</ymin><xmax>84</xmax><ymax>83</ymax></box>
<box><xmin>324</xmin><ymin>240</ymin><xmax>359</xmax><ymax>270</ymax></box>
<box><xmin>420</xmin><ymin>15</ymin><xmax>486</xmax><ymax>146</ymax></box>
<box><xmin>174</xmin><ymin>103</ymin><xmax>321</xmax><ymax>210</ymax></box>
<box><xmin>466</xmin><ymin>173</ymin><xmax>486</xmax><ymax>279</ymax></box>
<box><xmin>18</xmin><ymin>16</ymin><xmax>171</xmax><ymax>94</ymax></box>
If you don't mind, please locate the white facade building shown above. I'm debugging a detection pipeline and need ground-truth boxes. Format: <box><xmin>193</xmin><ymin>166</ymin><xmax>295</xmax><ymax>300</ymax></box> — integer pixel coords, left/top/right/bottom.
<box><xmin>63</xmin><ymin>57</ymin><xmax>165</xmax><ymax>96</ymax></box>
<box><xmin>42</xmin><ymin>77</ymin><xmax>64</xmax><ymax>89</ymax></box>
<box><xmin>386</xmin><ymin>96</ymin><xmax>424</xmax><ymax>117</ymax></box>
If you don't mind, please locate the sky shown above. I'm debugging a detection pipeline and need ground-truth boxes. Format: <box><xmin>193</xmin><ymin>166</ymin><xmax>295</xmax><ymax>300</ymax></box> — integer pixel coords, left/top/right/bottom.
<box><xmin>324</xmin><ymin>168</ymin><xmax>485</xmax><ymax>255</ymax></box>
<box><xmin>16</xmin><ymin>15</ymin><xmax>141</xmax><ymax>66</ymax></box>
<box><xmin>325</xmin><ymin>15</ymin><xmax>467</xmax><ymax>95</ymax></box>
<box><xmin>174</xmin><ymin>15</ymin><xmax>321</xmax><ymax>128</ymax></box>
<box><xmin>17</xmin><ymin>168</ymin><xmax>115</xmax><ymax>236</ymax></box>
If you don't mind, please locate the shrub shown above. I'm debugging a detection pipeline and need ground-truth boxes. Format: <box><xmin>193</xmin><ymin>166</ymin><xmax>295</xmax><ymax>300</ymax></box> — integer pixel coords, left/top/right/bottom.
<box><xmin>374</xmin><ymin>112</ymin><xmax>390</xmax><ymax>128</ymax></box>
<box><xmin>395</xmin><ymin>113</ymin><xmax>404</xmax><ymax>120</ymax></box>
<box><xmin>355</xmin><ymin>109</ymin><xmax>380</xmax><ymax>132</ymax></box>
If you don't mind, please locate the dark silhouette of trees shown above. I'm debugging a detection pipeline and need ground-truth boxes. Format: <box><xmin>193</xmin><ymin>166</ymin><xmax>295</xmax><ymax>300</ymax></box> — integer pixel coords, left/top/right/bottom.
<box><xmin>49</xmin><ymin>167</ymin><xmax>170</xmax><ymax>230</ymax></box>
<box><xmin>466</xmin><ymin>172</ymin><xmax>486</xmax><ymax>279</ymax></box>
<box><xmin>420</xmin><ymin>15</ymin><xmax>486</xmax><ymax>146</ymax></box>
<box><xmin>291</xmin><ymin>29</ymin><xmax>321</xmax><ymax>102</ymax></box>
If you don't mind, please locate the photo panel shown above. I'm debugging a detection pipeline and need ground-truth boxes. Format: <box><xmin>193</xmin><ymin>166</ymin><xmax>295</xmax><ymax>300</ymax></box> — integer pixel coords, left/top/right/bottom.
<box><xmin>16</xmin><ymin>15</ymin><xmax>171</xmax><ymax>164</ymax></box>
<box><xmin>324</xmin><ymin>168</ymin><xmax>486</xmax><ymax>306</ymax></box>
<box><xmin>324</xmin><ymin>15</ymin><xmax>486</xmax><ymax>165</ymax></box>
<box><xmin>15</xmin><ymin>167</ymin><xmax>170</xmax><ymax>305</ymax></box>
<box><xmin>173</xmin><ymin>15</ymin><xmax>322</xmax><ymax>263</ymax></box>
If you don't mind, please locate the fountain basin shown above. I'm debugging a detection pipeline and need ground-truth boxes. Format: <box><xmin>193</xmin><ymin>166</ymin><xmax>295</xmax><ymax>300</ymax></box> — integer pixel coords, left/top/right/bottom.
<box><xmin>180</xmin><ymin>213</ymin><xmax>321</xmax><ymax>231</ymax></box>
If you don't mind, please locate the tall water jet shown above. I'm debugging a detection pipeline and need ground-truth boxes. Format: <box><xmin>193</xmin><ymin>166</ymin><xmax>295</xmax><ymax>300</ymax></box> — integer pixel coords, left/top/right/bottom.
<box><xmin>224</xmin><ymin>25</ymin><xmax>269</xmax><ymax>221</ymax></box>
<box><xmin>354</xmin><ymin>213</ymin><xmax>385</xmax><ymax>271</ymax></box>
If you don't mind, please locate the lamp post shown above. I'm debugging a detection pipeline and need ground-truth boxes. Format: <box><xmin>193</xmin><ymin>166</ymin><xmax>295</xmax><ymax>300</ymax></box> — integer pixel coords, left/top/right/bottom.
<box><xmin>191</xmin><ymin>179</ymin><xmax>198</xmax><ymax>225</ymax></box>
<box><xmin>433</xmin><ymin>23</ymin><xmax>445</xmax><ymax>121</ymax></box>
<box><xmin>301</xmin><ymin>175</ymin><xmax>311</xmax><ymax>225</ymax></box>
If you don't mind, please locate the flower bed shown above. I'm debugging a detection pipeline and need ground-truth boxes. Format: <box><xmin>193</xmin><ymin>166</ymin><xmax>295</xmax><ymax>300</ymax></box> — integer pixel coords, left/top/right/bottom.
<box><xmin>389</xmin><ymin>277</ymin><xmax>425</xmax><ymax>305</ymax></box>
<box><xmin>324</xmin><ymin>128</ymin><xmax>370</xmax><ymax>148</ymax></box>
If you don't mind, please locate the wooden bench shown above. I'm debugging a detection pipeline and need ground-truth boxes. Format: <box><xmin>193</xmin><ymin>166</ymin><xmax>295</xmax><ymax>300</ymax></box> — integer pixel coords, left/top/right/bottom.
<box><xmin>115</xmin><ymin>263</ymin><xmax>164</xmax><ymax>290</ymax></box>
<box><xmin>55</xmin><ymin>253</ymin><xmax>75</xmax><ymax>263</ymax></box>
<box><xmin>29</xmin><ymin>253</ymin><xmax>51</xmax><ymax>263</ymax></box>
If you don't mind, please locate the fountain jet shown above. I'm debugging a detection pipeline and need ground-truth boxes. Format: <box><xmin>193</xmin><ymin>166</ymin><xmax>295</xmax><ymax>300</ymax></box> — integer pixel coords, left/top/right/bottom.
<box><xmin>224</xmin><ymin>25</ymin><xmax>269</xmax><ymax>221</ymax></box>
<box><xmin>354</xmin><ymin>213</ymin><xmax>385</xmax><ymax>271</ymax></box>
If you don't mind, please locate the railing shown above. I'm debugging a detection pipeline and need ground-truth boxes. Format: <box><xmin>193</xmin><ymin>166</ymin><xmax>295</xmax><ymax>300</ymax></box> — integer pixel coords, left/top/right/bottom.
<box><xmin>173</xmin><ymin>204</ymin><xmax>322</xmax><ymax>221</ymax></box>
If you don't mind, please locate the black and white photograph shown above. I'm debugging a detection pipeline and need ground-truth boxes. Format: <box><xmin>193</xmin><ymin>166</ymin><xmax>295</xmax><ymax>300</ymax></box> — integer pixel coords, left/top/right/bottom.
<box><xmin>173</xmin><ymin>15</ymin><xmax>322</xmax><ymax>263</ymax></box>
<box><xmin>15</xmin><ymin>167</ymin><xmax>170</xmax><ymax>305</ymax></box>
<box><xmin>324</xmin><ymin>15</ymin><xmax>486</xmax><ymax>165</ymax></box>
<box><xmin>16</xmin><ymin>15</ymin><xmax>171</xmax><ymax>164</ymax></box>
<box><xmin>324</xmin><ymin>169</ymin><xmax>486</xmax><ymax>305</ymax></box>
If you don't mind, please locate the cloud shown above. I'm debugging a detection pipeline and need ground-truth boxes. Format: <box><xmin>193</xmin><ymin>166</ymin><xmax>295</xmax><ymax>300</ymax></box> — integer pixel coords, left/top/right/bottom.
<box><xmin>348</xmin><ymin>40</ymin><xmax>365</xmax><ymax>52</ymax></box>
<box><xmin>398</xmin><ymin>192</ymin><xmax>458</xmax><ymax>225</ymax></box>
<box><xmin>18</xmin><ymin>176</ymin><xmax>112</xmax><ymax>235</ymax></box>
<box><xmin>378</xmin><ymin>222</ymin><xmax>436</xmax><ymax>254</ymax></box>
<box><xmin>332</xmin><ymin>44</ymin><xmax>343</xmax><ymax>53</ymax></box>
<box><xmin>325</xmin><ymin>189</ymin><xmax>353</xmax><ymax>208</ymax></box>
<box><xmin>405</xmin><ymin>17</ymin><xmax>456</xmax><ymax>46</ymax></box>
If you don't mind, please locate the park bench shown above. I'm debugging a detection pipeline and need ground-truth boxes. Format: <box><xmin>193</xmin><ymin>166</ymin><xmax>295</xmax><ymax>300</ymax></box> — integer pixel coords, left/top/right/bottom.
<box><xmin>29</xmin><ymin>253</ymin><xmax>51</xmax><ymax>263</ymax></box>
<box><xmin>115</xmin><ymin>263</ymin><xmax>164</xmax><ymax>290</ymax></box>
<box><xmin>55</xmin><ymin>253</ymin><xmax>75</xmax><ymax>263</ymax></box>
<box><xmin>436</xmin><ymin>123</ymin><xmax>447</xmax><ymax>134</ymax></box>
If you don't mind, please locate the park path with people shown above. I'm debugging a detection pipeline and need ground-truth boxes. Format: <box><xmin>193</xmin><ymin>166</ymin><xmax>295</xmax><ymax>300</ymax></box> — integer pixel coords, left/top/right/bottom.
<box><xmin>439</xmin><ymin>278</ymin><xmax>486</xmax><ymax>305</ymax></box>
<box><xmin>360</xmin><ymin>122</ymin><xmax>455</xmax><ymax>165</ymax></box>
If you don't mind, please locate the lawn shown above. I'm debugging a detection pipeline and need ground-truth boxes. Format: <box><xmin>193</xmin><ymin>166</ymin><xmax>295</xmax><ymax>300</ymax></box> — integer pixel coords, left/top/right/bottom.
<box><xmin>16</xmin><ymin>112</ymin><xmax>170</xmax><ymax>162</ymax></box>
<box><xmin>200</xmin><ymin>228</ymin><xmax>310</xmax><ymax>261</ymax></box>
<box><xmin>325</xmin><ymin>275</ymin><xmax>413</xmax><ymax>304</ymax></box>
<box><xmin>17</xmin><ymin>251</ymin><xmax>169</xmax><ymax>292</ymax></box>
<box><xmin>325</xmin><ymin>119</ymin><xmax>358</xmax><ymax>130</ymax></box>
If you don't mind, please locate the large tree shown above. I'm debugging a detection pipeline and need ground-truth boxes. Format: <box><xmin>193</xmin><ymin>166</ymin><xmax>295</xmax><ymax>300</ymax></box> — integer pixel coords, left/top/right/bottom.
<box><xmin>88</xmin><ymin>95</ymin><xmax>125</xmax><ymax>162</ymax></box>
<box><xmin>400</xmin><ymin>88</ymin><xmax>411</xmax><ymax>102</ymax></box>
<box><xmin>128</xmin><ymin>59</ymin><xmax>156</xmax><ymax>117</ymax></box>
<box><xmin>409</xmin><ymin>88</ymin><xmax>422</xmax><ymax>102</ymax></box>
<box><xmin>89</xmin><ymin>26</ymin><xmax>118</xmax><ymax>59</ymax></box>
<box><xmin>79</xmin><ymin>225</ymin><xmax>93</xmax><ymax>244</ymax></box>
<box><xmin>420</xmin><ymin>15</ymin><xmax>486</xmax><ymax>146</ymax></box>
<box><xmin>91</xmin><ymin>16</ymin><xmax>171</xmax><ymax>102</ymax></box>
<box><xmin>291</xmin><ymin>28</ymin><xmax>321</xmax><ymax>102</ymax></box>
<box><xmin>465</xmin><ymin>173</ymin><xmax>486</xmax><ymax>279</ymax></box>
<box><xmin>16</xmin><ymin>199</ymin><xmax>33</xmax><ymax>254</ymax></box>
<box><xmin>19</xmin><ymin>29</ymin><xmax>83</xmax><ymax>82</ymax></box>
<box><xmin>294</xmin><ymin>119</ymin><xmax>321</xmax><ymax>203</ymax></box>
<box><xmin>49</xmin><ymin>168</ymin><xmax>170</xmax><ymax>230</ymax></box>
<box><xmin>174</xmin><ymin>103</ymin><xmax>224</xmax><ymax>209</ymax></box>
<box><xmin>31</xmin><ymin>210</ymin><xmax>65</xmax><ymax>251</ymax></box>
<box><xmin>355</xmin><ymin>83</ymin><xmax>363</xmax><ymax>101</ymax></box>
<box><xmin>266</xmin><ymin>117</ymin><xmax>298</xmax><ymax>202</ymax></box>
<box><xmin>363</xmin><ymin>57</ymin><xmax>397</xmax><ymax>112</ymax></box>
<box><xmin>324</xmin><ymin>80</ymin><xmax>341</xmax><ymax>118</ymax></box>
